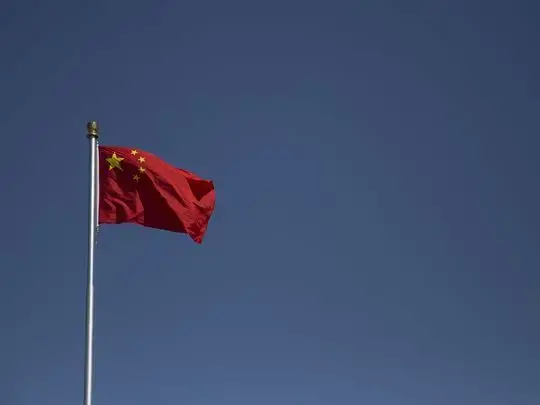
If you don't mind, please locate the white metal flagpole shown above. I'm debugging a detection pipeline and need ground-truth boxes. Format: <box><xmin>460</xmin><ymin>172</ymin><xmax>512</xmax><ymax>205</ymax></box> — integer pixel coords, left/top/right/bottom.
<box><xmin>84</xmin><ymin>121</ymin><xmax>99</xmax><ymax>405</ymax></box>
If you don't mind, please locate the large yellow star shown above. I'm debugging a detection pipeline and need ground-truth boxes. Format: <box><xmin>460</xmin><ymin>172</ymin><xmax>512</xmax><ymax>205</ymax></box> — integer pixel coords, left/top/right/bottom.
<box><xmin>106</xmin><ymin>153</ymin><xmax>124</xmax><ymax>171</ymax></box>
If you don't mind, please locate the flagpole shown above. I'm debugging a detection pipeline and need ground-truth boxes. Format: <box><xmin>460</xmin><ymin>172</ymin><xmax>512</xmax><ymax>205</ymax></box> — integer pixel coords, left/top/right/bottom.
<box><xmin>84</xmin><ymin>121</ymin><xmax>99</xmax><ymax>405</ymax></box>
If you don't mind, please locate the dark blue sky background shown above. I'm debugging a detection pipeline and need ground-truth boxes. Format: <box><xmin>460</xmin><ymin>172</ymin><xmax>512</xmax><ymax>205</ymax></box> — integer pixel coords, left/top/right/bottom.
<box><xmin>1</xmin><ymin>1</ymin><xmax>539</xmax><ymax>404</ymax></box>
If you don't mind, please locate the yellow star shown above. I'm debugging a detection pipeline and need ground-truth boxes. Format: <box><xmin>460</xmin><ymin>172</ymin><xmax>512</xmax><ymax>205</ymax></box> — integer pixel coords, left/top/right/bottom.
<box><xmin>138</xmin><ymin>167</ymin><xmax>145</xmax><ymax>173</ymax></box>
<box><xmin>131</xmin><ymin>150</ymin><xmax>138</xmax><ymax>156</ymax></box>
<box><xmin>133</xmin><ymin>174</ymin><xmax>140</xmax><ymax>182</ymax></box>
<box><xmin>106</xmin><ymin>153</ymin><xmax>124</xmax><ymax>171</ymax></box>
<box><xmin>138</xmin><ymin>156</ymin><xmax>146</xmax><ymax>163</ymax></box>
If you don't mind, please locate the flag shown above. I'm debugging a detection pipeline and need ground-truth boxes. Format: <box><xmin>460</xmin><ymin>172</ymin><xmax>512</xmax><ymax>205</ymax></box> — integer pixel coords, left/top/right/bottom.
<box><xmin>98</xmin><ymin>146</ymin><xmax>215</xmax><ymax>243</ymax></box>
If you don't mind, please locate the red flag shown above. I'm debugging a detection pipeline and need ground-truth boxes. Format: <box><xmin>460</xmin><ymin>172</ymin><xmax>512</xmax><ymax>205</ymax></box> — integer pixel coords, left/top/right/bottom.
<box><xmin>98</xmin><ymin>146</ymin><xmax>215</xmax><ymax>243</ymax></box>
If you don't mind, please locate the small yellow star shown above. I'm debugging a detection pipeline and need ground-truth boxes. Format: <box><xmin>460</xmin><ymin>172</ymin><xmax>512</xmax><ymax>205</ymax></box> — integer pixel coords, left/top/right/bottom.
<box><xmin>131</xmin><ymin>150</ymin><xmax>138</xmax><ymax>155</ymax></box>
<box><xmin>106</xmin><ymin>153</ymin><xmax>124</xmax><ymax>171</ymax></box>
<box><xmin>133</xmin><ymin>174</ymin><xmax>140</xmax><ymax>182</ymax></box>
<box><xmin>138</xmin><ymin>167</ymin><xmax>145</xmax><ymax>173</ymax></box>
<box><xmin>138</xmin><ymin>156</ymin><xmax>146</xmax><ymax>163</ymax></box>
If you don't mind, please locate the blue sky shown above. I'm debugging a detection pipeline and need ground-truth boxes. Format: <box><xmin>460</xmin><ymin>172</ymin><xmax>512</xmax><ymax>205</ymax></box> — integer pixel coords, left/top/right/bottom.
<box><xmin>1</xmin><ymin>0</ymin><xmax>539</xmax><ymax>404</ymax></box>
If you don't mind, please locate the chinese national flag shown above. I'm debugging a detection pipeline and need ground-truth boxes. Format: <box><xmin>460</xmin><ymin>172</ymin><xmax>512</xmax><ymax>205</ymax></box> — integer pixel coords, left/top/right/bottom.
<box><xmin>98</xmin><ymin>146</ymin><xmax>215</xmax><ymax>243</ymax></box>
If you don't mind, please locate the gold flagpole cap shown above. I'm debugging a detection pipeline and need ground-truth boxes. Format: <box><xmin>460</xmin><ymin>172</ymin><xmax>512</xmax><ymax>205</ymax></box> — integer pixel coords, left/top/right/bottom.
<box><xmin>87</xmin><ymin>121</ymin><xmax>99</xmax><ymax>139</ymax></box>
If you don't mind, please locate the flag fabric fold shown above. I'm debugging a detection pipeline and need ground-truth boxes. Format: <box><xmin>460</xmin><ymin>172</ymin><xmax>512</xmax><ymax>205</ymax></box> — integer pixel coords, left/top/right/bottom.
<box><xmin>98</xmin><ymin>145</ymin><xmax>215</xmax><ymax>243</ymax></box>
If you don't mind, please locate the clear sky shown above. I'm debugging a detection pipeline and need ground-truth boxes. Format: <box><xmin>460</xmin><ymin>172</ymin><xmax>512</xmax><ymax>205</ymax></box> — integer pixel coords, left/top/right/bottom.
<box><xmin>1</xmin><ymin>0</ymin><xmax>539</xmax><ymax>404</ymax></box>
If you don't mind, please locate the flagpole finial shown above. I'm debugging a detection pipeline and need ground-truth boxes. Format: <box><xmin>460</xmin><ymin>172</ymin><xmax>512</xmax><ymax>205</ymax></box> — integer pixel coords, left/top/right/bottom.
<box><xmin>87</xmin><ymin>121</ymin><xmax>99</xmax><ymax>139</ymax></box>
